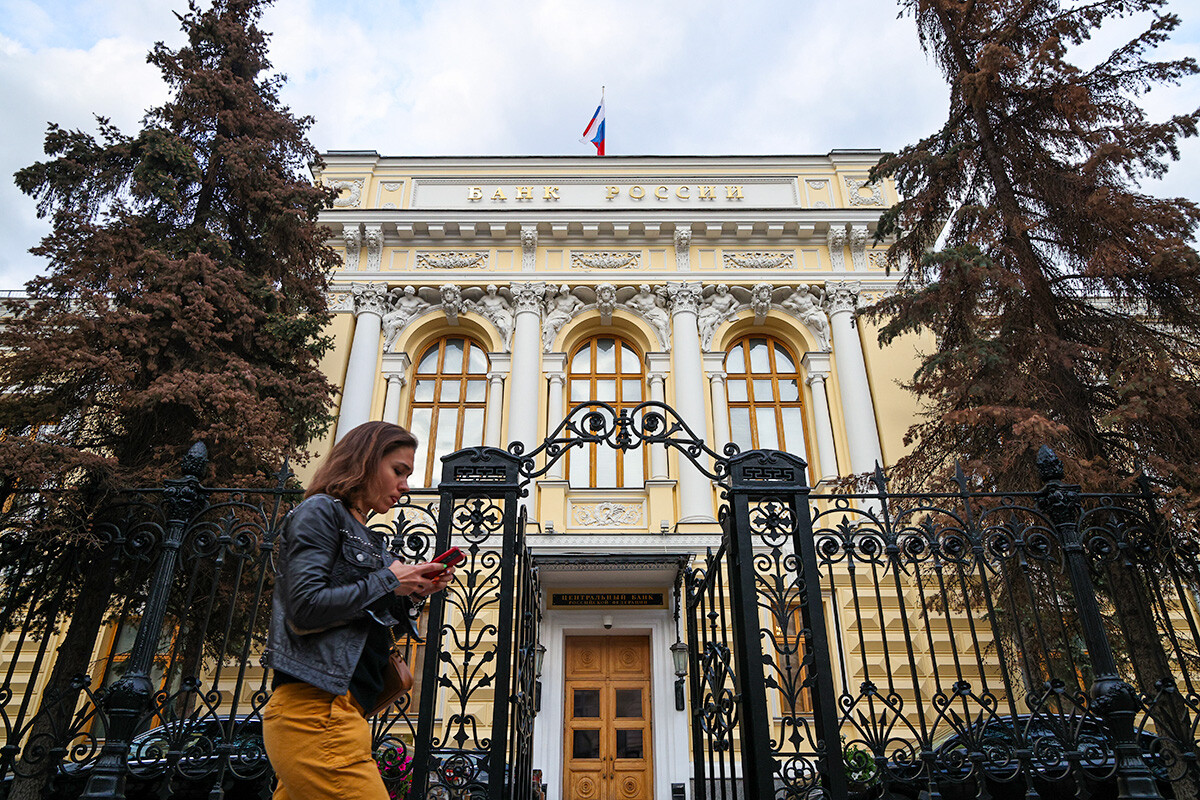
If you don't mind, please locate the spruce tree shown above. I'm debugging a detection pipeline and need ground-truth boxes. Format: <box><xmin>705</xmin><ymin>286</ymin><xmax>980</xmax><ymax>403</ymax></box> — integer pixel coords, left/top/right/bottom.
<box><xmin>3</xmin><ymin>2</ymin><xmax>336</xmax><ymax>796</ymax></box>
<box><xmin>867</xmin><ymin>1</ymin><xmax>1200</xmax><ymax>790</ymax></box>
<box><xmin>869</xmin><ymin>0</ymin><xmax>1200</xmax><ymax>504</ymax></box>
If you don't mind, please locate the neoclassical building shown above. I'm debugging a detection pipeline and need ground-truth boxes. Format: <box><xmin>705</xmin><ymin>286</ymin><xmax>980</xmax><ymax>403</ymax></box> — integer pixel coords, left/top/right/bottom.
<box><xmin>308</xmin><ymin>152</ymin><xmax>925</xmax><ymax>800</ymax></box>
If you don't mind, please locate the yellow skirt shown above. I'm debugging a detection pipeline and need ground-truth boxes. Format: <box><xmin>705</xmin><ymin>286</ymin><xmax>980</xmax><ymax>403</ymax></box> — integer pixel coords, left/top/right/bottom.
<box><xmin>263</xmin><ymin>682</ymin><xmax>388</xmax><ymax>800</ymax></box>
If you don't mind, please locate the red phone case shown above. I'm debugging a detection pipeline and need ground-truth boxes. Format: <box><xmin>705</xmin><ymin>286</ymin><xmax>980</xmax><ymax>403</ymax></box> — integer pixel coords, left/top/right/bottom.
<box><xmin>431</xmin><ymin>547</ymin><xmax>465</xmax><ymax>569</ymax></box>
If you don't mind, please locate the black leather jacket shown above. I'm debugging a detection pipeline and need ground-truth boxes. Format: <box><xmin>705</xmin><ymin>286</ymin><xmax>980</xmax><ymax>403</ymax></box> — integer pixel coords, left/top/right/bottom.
<box><xmin>266</xmin><ymin>494</ymin><xmax>410</xmax><ymax>696</ymax></box>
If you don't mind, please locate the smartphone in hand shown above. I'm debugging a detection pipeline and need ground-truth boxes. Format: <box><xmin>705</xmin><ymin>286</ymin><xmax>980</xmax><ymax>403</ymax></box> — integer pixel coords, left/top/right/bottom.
<box><xmin>430</xmin><ymin>546</ymin><xmax>466</xmax><ymax>575</ymax></box>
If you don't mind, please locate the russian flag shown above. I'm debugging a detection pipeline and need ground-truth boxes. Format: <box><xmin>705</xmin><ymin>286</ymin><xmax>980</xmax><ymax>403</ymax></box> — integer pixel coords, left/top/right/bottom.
<box><xmin>580</xmin><ymin>95</ymin><xmax>605</xmax><ymax>156</ymax></box>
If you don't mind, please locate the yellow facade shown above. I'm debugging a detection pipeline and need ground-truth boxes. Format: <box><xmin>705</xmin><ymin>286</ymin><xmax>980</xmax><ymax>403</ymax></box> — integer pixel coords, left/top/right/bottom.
<box><xmin>312</xmin><ymin>153</ymin><xmax>931</xmax><ymax>799</ymax></box>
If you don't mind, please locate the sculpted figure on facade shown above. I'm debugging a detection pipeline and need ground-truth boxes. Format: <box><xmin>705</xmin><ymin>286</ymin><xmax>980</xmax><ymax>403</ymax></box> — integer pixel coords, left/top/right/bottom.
<box><xmin>698</xmin><ymin>284</ymin><xmax>739</xmax><ymax>350</ymax></box>
<box><xmin>381</xmin><ymin>286</ymin><xmax>430</xmax><ymax>351</ymax></box>
<box><xmin>750</xmin><ymin>283</ymin><xmax>774</xmax><ymax>323</ymax></box>
<box><xmin>521</xmin><ymin>225</ymin><xmax>538</xmax><ymax>271</ymax></box>
<box><xmin>470</xmin><ymin>284</ymin><xmax>514</xmax><ymax>346</ymax></box>
<box><xmin>342</xmin><ymin>224</ymin><xmax>363</xmax><ymax>271</ymax></box>
<box><xmin>780</xmin><ymin>285</ymin><xmax>831</xmax><ymax>349</ymax></box>
<box><xmin>543</xmin><ymin>285</ymin><xmax>582</xmax><ymax>352</ymax></box>
<box><xmin>625</xmin><ymin>284</ymin><xmax>671</xmax><ymax>348</ymax></box>
<box><xmin>364</xmin><ymin>225</ymin><xmax>384</xmax><ymax>272</ymax></box>
<box><xmin>594</xmin><ymin>283</ymin><xmax>617</xmax><ymax>323</ymax></box>
<box><xmin>440</xmin><ymin>284</ymin><xmax>467</xmax><ymax>325</ymax></box>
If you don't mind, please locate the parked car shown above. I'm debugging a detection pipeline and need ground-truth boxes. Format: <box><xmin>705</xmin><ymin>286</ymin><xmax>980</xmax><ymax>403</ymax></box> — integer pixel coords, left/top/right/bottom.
<box><xmin>884</xmin><ymin>714</ymin><xmax>1174</xmax><ymax>800</ymax></box>
<box><xmin>1</xmin><ymin>715</ymin><xmax>271</xmax><ymax>800</ymax></box>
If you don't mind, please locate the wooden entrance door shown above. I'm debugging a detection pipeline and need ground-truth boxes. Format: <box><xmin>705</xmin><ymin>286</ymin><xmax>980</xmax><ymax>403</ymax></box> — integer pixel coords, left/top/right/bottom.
<box><xmin>563</xmin><ymin>636</ymin><xmax>654</xmax><ymax>800</ymax></box>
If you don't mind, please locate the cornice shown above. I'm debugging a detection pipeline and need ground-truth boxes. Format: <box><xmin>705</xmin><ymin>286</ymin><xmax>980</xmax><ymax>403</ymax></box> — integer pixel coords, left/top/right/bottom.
<box><xmin>318</xmin><ymin>151</ymin><xmax>888</xmax><ymax>173</ymax></box>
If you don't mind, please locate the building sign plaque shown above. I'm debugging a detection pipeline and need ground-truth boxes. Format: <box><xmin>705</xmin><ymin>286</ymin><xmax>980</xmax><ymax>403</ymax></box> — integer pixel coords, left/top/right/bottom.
<box><xmin>549</xmin><ymin>591</ymin><xmax>667</xmax><ymax>608</ymax></box>
<box><xmin>411</xmin><ymin>177</ymin><xmax>800</xmax><ymax>209</ymax></box>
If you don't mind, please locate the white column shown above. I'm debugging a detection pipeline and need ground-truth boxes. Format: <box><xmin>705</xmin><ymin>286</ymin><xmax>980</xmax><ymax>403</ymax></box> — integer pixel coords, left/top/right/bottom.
<box><xmin>802</xmin><ymin>352</ymin><xmax>839</xmax><ymax>483</ymax></box>
<box><xmin>666</xmin><ymin>282</ymin><xmax>716</xmax><ymax>523</ymax></box>
<box><xmin>507</xmin><ymin>282</ymin><xmax>546</xmax><ymax>452</ymax></box>
<box><xmin>380</xmin><ymin>353</ymin><xmax>412</xmax><ymax>427</ymax></box>
<box><xmin>335</xmin><ymin>282</ymin><xmax>388</xmax><ymax>442</ymax></box>
<box><xmin>824</xmin><ymin>282</ymin><xmax>883</xmax><ymax>474</ymax></box>
<box><xmin>381</xmin><ymin>374</ymin><xmax>404</xmax><ymax>425</ymax></box>
<box><xmin>646</xmin><ymin>353</ymin><xmax>671</xmax><ymax>480</ymax></box>
<box><xmin>484</xmin><ymin>352</ymin><xmax>510</xmax><ymax>448</ymax></box>
<box><xmin>702</xmin><ymin>351</ymin><xmax>731</xmax><ymax>457</ymax></box>
<box><xmin>543</xmin><ymin>353</ymin><xmax>567</xmax><ymax>479</ymax></box>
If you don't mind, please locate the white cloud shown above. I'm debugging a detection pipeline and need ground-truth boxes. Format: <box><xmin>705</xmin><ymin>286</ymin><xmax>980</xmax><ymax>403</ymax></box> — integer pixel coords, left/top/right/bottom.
<box><xmin>0</xmin><ymin>0</ymin><xmax>1196</xmax><ymax>287</ymax></box>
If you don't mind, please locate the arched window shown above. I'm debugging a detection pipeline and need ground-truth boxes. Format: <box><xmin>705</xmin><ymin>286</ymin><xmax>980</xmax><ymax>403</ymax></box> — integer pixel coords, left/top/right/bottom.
<box><xmin>407</xmin><ymin>336</ymin><xmax>489</xmax><ymax>487</ymax></box>
<box><xmin>566</xmin><ymin>336</ymin><xmax>646</xmax><ymax>488</ymax></box>
<box><xmin>724</xmin><ymin>335</ymin><xmax>809</xmax><ymax>460</ymax></box>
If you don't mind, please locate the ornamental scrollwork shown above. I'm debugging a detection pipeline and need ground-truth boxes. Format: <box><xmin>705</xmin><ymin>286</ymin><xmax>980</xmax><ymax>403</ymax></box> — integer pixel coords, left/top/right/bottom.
<box><xmin>329</xmin><ymin>178</ymin><xmax>364</xmax><ymax>207</ymax></box>
<box><xmin>416</xmin><ymin>251</ymin><xmax>487</xmax><ymax>270</ymax></box>
<box><xmin>570</xmin><ymin>251</ymin><xmax>640</xmax><ymax>270</ymax></box>
<box><xmin>844</xmin><ymin>176</ymin><xmax>884</xmax><ymax>206</ymax></box>
<box><xmin>723</xmin><ymin>251</ymin><xmax>795</xmax><ymax>270</ymax></box>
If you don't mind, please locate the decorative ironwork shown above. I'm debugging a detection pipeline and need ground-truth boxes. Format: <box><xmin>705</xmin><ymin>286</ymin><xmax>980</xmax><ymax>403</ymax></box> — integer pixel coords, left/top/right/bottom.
<box><xmin>510</xmin><ymin>400</ymin><xmax>733</xmax><ymax>484</ymax></box>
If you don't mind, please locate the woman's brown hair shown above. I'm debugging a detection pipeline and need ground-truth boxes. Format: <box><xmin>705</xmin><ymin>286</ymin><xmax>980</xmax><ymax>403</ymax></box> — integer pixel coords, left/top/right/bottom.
<box><xmin>305</xmin><ymin>421</ymin><xmax>419</xmax><ymax>502</ymax></box>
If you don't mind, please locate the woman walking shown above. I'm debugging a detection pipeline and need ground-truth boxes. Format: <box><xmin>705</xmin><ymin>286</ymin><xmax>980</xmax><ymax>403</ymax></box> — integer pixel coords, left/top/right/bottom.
<box><xmin>263</xmin><ymin>421</ymin><xmax>454</xmax><ymax>799</ymax></box>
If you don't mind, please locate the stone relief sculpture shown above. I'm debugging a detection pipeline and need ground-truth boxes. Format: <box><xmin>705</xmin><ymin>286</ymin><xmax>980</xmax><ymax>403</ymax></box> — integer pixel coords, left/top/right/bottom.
<box><xmin>698</xmin><ymin>284</ymin><xmax>739</xmax><ymax>350</ymax></box>
<box><xmin>543</xmin><ymin>285</ymin><xmax>583</xmax><ymax>352</ymax></box>
<box><xmin>750</xmin><ymin>283</ymin><xmax>774</xmax><ymax>323</ymax></box>
<box><xmin>440</xmin><ymin>284</ymin><xmax>467</xmax><ymax>324</ymax></box>
<box><xmin>844</xmin><ymin>176</ymin><xmax>884</xmax><ymax>206</ymax></box>
<box><xmin>329</xmin><ymin>179</ymin><xmax>364</xmax><ymax>208</ymax></box>
<box><xmin>624</xmin><ymin>284</ymin><xmax>671</xmax><ymax>348</ymax></box>
<box><xmin>521</xmin><ymin>225</ymin><xmax>538</xmax><ymax>271</ymax></box>
<box><xmin>469</xmin><ymin>284</ymin><xmax>514</xmax><ymax>346</ymax></box>
<box><xmin>416</xmin><ymin>251</ymin><xmax>487</xmax><ymax>270</ymax></box>
<box><xmin>364</xmin><ymin>225</ymin><xmax>383</xmax><ymax>271</ymax></box>
<box><xmin>780</xmin><ymin>285</ymin><xmax>831</xmax><ymax>349</ymax></box>
<box><xmin>594</xmin><ymin>283</ymin><xmax>617</xmax><ymax>323</ymax></box>
<box><xmin>571</xmin><ymin>251</ymin><xmax>640</xmax><ymax>270</ymax></box>
<box><xmin>342</xmin><ymin>225</ymin><xmax>363</xmax><ymax>271</ymax></box>
<box><xmin>381</xmin><ymin>286</ymin><xmax>431</xmax><ymax>351</ymax></box>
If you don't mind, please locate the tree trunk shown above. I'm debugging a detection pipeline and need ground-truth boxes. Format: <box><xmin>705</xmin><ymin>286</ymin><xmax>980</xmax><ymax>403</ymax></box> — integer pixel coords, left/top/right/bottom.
<box><xmin>8</xmin><ymin>557</ymin><xmax>116</xmax><ymax>800</ymax></box>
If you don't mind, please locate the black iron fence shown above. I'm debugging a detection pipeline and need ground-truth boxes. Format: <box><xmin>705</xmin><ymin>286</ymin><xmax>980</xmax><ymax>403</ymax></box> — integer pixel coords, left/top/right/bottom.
<box><xmin>3</xmin><ymin>402</ymin><xmax>1200</xmax><ymax>800</ymax></box>
<box><xmin>0</xmin><ymin>443</ymin><xmax>540</xmax><ymax>800</ymax></box>
<box><xmin>688</xmin><ymin>445</ymin><xmax>1200</xmax><ymax>800</ymax></box>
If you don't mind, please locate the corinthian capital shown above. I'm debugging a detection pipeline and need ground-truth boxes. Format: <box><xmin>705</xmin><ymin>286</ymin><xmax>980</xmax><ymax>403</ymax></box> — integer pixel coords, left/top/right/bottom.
<box><xmin>351</xmin><ymin>282</ymin><xmax>389</xmax><ymax>316</ymax></box>
<box><xmin>823</xmin><ymin>281</ymin><xmax>861</xmax><ymax>317</ymax></box>
<box><xmin>510</xmin><ymin>281</ymin><xmax>547</xmax><ymax>314</ymax></box>
<box><xmin>665</xmin><ymin>281</ymin><xmax>703</xmax><ymax>316</ymax></box>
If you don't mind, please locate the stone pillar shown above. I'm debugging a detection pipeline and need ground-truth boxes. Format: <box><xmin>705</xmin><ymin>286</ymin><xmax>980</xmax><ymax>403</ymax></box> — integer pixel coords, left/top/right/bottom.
<box><xmin>666</xmin><ymin>282</ymin><xmax>716</xmax><ymax>523</ymax></box>
<box><xmin>543</xmin><ymin>353</ymin><xmax>568</xmax><ymax>479</ymax></box>
<box><xmin>380</xmin><ymin>353</ymin><xmax>411</xmax><ymax>426</ymax></box>
<box><xmin>381</xmin><ymin>374</ymin><xmax>405</xmax><ymax>425</ymax></box>
<box><xmin>646</xmin><ymin>353</ymin><xmax>671</xmax><ymax>480</ymax></box>
<box><xmin>336</xmin><ymin>282</ymin><xmax>388</xmax><ymax>441</ymax></box>
<box><xmin>702</xmin><ymin>352</ymin><xmax>731</xmax><ymax>455</ymax></box>
<box><xmin>823</xmin><ymin>282</ymin><xmax>883</xmax><ymax>474</ymax></box>
<box><xmin>507</xmin><ymin>282</ymin><xmax>546</xmax><ymax>452</ymax></box>
<box><xmin>484</xmin><ymin>352</ymin><xmax>511</xmax><ymax>448</ymax></box>
<box><xmin>802</xmin><ymin>352</ymin><xmax>839</xmax><ymax>483</ymax></box>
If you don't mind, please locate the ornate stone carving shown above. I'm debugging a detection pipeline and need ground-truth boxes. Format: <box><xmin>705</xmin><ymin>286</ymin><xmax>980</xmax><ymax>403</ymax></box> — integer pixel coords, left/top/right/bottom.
<box><xmin>844</xmin><ymin>176</ymin><xmax>884</xmax><ymax>206</ymax></box>
<box><xmin>543</xmin><ymin>285</ymin><xmax>583</xmax><ymax>352</ymax></box>
<box><xmin>329</xmin><ymin>179</ymin><xmax>364</xmax><ymax>208</ymax></box>
<box><xmin>570</xmin><ymin>251</ymin><xmax>640</xmax><ymax>270</ymax></box>
<box><xmin>510</xmin><ymin>282</ymin><xmax>547</xmax><ymax>314</ymax></box>
<box><xmin>595</xmin><ymin>283</ymin><xmax>617</xmax><ymax>323</ymax></box>
<box><xmin>806</xmin><ymin>180</ymin><xmax>827</xmax><ymax>189</ymax></box>
<box><xmin>381</xmin><ymin>203</ymin><xmax>397</xmax><ymax>210</ymax></box>
<box><xmin>849</xmin><ymin>226</ymin><xmax>869</xmax><ymax>272</ymax></box>
<box><xmin>381</xmin><ymin>181</ymin><xmax>403</xmax><ymax>192</ymax></box>
<box><xmin>572</xmin><ymin>501</ymin><xmax>645</xmax><ymax>528</ymax></box>
<box><xmin>780</xmin><ymin>285</ymin><xmax>831</xmax><ymax>350</ymax></box>
<box><xmin>750</xmin><ymin>283</ymin><xmax>774</xmax><ymax>323</ymax></box>
<box><xmin>824</xmin><ymin>281</ymin><xmax>862</xmax><ymax>318</ymax></box>
<box><xmin>468</xmin><ymin>284</ymin><xmax>513</xmax><ymax>347</ymax></box>
<box><xmin>665</xmin><ymin>281</ymin><xmax>702</xmax><ymax>316</ymax></box>
<box><xmin>867</xmin><ymin>250</ymin><xmax>891</xmax><ymax>271</ymax></box>
<box><xmin>328</xmin><ymin>289</ymin><xmax>354</xmax><ymax>312</ymax></box>
<box><xmin>521</xmin><ymin>225</ymin><xmax>538</xmax><ymax>271</ymax></box>
<box><xmin>827</xmin><ymin>227</ymin><xmax>848</xmax><ymax>272</ymax></box>
<box><xmin>723</xmin><ymin>251</ymin><xmax>795</xmax><ymax>270</ymax></box>
<box><xmin>342</xmin><ymin>224</ymin><xmax>362</xmax><ymax>271</ymax></box>
<box><xmin>674</xmin><ymin>227</ymin><xmax>692</xmax><ymax>271</ymax></box>
<box><xmin>382</xmin><ymin>286</ymin><xmax>431</xmax><ymax>351</ymax></box>
<box><xmin>364</xmin><ymin>225</ymin><xmax>383</xmax><ymax>272</ymax></box>
<box><xmin>416</xmin><ymin>251</ymin><xmax>487</xmax><ymax>270</ymax></box>
<box><xmin>623</xmin><ymin>285</ymin><xmax>670</xmax><ymax>348</ymax></box>
<box><xmin>350</xmin><ymin>282</ymin><xmax>388</xmax><ymax>317</ymax></box>
<box><xmin>698</xmin><ymin>284</ymin><xmax>739</xmax><ymax>350</ymax></box>
<box><xmin>440</xmin><ymin>284</ymin><xmax>467</xmax><ymax>324</ymax></box>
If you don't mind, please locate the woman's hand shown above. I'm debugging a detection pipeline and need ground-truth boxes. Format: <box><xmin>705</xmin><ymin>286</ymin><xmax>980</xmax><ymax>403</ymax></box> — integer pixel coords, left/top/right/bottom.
<box><xmin>389</xmin><ymin>560</ymin><xmax>455</xmax><ymax>597</ymax></box>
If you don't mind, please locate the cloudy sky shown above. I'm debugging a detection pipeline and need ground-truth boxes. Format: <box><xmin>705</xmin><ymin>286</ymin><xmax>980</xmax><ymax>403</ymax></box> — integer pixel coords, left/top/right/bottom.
<box><xmin>1</xmin><ymin>0</ymin><xmax>1197</xmax><ymax>289</ymax></box>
